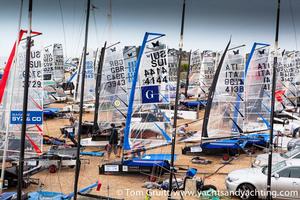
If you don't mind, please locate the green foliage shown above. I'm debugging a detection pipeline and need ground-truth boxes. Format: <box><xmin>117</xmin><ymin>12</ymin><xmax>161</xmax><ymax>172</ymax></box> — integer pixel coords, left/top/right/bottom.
<box><xmin>181</xmin><ymin>63</ymin><xmax>189</xmax><ymax>72</ymax></box>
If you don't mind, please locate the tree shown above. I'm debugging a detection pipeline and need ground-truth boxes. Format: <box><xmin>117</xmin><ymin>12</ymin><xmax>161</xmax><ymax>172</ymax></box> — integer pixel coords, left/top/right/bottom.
<box><xmin>181</xmin><ymin>63</ymin><xmax>189</xmax><ymax>72</ymax></box>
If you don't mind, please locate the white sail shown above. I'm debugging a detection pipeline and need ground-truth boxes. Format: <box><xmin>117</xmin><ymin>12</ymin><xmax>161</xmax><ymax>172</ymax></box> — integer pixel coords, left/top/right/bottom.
<box><xmin>74</xmin><ymin>49</ymin><xmax>96</xmax><ymax>102</ymax></box>
<box><xmin>0</xmin><ymin>38</ymin><xmax>44</xmax><ymax>157</ymax></box>
<box><xmin>98</xmin><ymin>43</ymin><xmax>128</xmax><ymax>127</ymax></box>
<box><xmin>198</xmin><ymin>51</ymin><xmax>216</xmax><ymax>99</ymax></box>
<box><xmin>187</xmin><ymin>50</ymin><xmax>201</xmax><ymax>97</ymax></box>
<box><xmin>207</xmin><ymin>46</ymin><xmax>245</xmax><ymax>137</ymax></box>
<box><xmin>43</xmin><ymin>45</ymin><xmax>55</xmax><ymax>86</ymax></box>
<box><xmin>52</xmin><ymin>44</ymin><xmax>64</xmax><ymax>83</ymax></box>
<box><xmin>275</xmin><ymin>51</ymin><xmax>298</xmax><ymax>109</ymax></box>
<box><xmin>124</xmin><ymin>34</ymin><xmax>171</xmax><ymax>151</ymax></box>
<box><xmin>244</xmin><ymin>45</ymin><xmax>271</xmax><ymax>133</ymax></box>
<box><xmin>167</xmin><ymin>49</ymin><xmax>178</xmax><ymax>100</ymax></box>
<box><xmin>124</xmin><ymin>46</ymin><xmax>138</xmax><ymax>100</ymax></box>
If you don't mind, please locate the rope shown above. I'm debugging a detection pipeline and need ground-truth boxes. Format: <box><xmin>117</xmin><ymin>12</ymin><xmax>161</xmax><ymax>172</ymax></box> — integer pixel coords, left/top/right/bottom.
<box><xmin>57</xmin><ymin>162</ymin><xmax>64</xmax><ymax>193</ymax></box>
<box><xmin>75</xmin><ymin>8</ymin><xmax>86</xmax><ymax>57</ymax></box>
<box><xmin>91</xmin><ymin>6</ymin><xmax>100</xmax><ymax>45</ymax></box>
<box><xmin>204</xmin><ymin>158</ymin><xmax>234</xmax><ymax>179</ymax></box>
<box><xmin>289</xmin><ymin>0</ymin><xmax>298</xmax><ymax>50</ymax></box>
<box><xmin>58</xmin><ymin>0</ymin><xmax>68</xmax><ymax>57</ymax></box>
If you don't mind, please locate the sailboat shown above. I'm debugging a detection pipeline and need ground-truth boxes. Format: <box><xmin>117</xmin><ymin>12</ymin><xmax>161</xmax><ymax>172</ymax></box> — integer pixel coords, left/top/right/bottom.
<box><xmin>80</xmin><ymin>42</ymin><xmax>125</xmax><ymax>147</ymax></box>
<box><xmin>42</xmin><ymin>44</ymin><xmax>68</xmax><ymax>104</ymax></box>
<box><xmin>43</xmin><ymin>45</ymin><xmax>56</xmax><ymax>87</ymax></box>
<box><xmin>100</xmin><ymin>32</ymin><xmax>173</xmax><ymax>174</ymax></box>
<box><xmin>186</xmin><ymin>50</ymin><xmax>201</xmax><ymax>98</ymax></box>
<box><xmin>182</xmin><ymin>42</ymin><xmax>276</xmax><ymax>155</ymax></box>
<box><xmin>52</xmin><ymin>44</ymin><xmax>65</xmax><ymax>84</ymax></box>
<box><xmin>73</xmin><ymin>49</ymin><xmax>96</xmax><ymax>103</ymax></box>
<box><xmin>274</xmin><ymin>51</ymin><xmax>300</xmax><ymax>122</ymax></box>
<box><xmin>198</xmin><ymin>51</ymin><xmax>217</xmax><ymax>100</ymax></box>
<box><xmin>0</xmin><ymin>29</ymin><xmax>44</xmax><ymax>193</ymax></box>
<box><xmin>181</xmin><ymin>50</ymin><xmax>217</xmax><ymax>111</ymax></box>
<box><xmin>0</xmin><ymin>33</ymin><xmax>44</xmax><ymax>158</ymax></box>
<box><xmin>167</xmin><ymin>48</ymin><xmax>178</xmax><ymax>100</ymax></box>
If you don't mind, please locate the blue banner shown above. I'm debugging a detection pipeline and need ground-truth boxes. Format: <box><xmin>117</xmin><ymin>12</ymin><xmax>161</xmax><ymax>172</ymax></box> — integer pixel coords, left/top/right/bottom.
<box><xmin>141</xmin><ymin>85</ymin><xmax>159</xmax><ymax>104</ymax></box>
<box><xmin>10</xmin><ymin>111</ymin><xmax>43</xmax><ymax>125</ymax></box>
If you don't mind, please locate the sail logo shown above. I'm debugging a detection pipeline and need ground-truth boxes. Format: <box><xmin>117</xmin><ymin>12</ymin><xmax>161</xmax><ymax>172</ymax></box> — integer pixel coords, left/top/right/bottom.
<box><xmin>141</xmin><ymin>85</ymin><xmax>159</xmax><ymax>104</ymax></box>
<box><xmin>10</xmin><ymin>111</ymin><xmax>43</xmax><ymax>125</ymax></box>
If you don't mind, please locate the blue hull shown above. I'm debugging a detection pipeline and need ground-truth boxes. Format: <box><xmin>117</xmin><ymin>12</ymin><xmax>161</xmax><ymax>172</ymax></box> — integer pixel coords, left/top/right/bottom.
<box><xmin>182</xmin><ymin>100</ymin><xmax>207</xmax><ymax>108</ymax></box>
<box><xmin>183</xmin><ymin>133</ymin><xmax>270</xmax><ymax>155</ymax></box>
<box><xmin>28</xmin><ymin>191</ymin><xmax>67</xmax><ymax>200</ymax></box>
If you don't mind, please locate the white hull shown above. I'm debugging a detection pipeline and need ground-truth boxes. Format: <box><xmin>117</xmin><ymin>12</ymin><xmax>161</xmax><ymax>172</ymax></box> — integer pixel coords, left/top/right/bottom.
<box><xmin>80</xmin><ymin>138</ymin><xmax>108</xmax><ymax>147</ymax></box>
<box><xmin>161</xmin><ymin>109</ymin><xmax>197</xmax><ymax>120</ymax></box>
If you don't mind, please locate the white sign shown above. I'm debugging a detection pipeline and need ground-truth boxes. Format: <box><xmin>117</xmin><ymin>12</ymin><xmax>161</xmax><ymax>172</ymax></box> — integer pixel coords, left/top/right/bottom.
<box><xmin>104</xmin><ymin>165</ymin><xmax>119</xmax><ymax>172</ymax></box>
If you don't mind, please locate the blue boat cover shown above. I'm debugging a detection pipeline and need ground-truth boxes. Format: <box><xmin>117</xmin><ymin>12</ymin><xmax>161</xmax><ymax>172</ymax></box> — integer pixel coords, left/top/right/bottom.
<box><xmin>141</xmin><ymin>153</ymin><xmax>176</xmax><ymax>161</ymax></box>
<box><xmin>43</xmin><ymin>108</ymin><xmax>60</xmax><ymax>117</ymax></box>
<box><xmin>28</xmin><ymin>191</ymin><xmax>67</xmax><ymax>200</ymax></box>
<box><xmin>0</xmin><ymin>192</ymin><xmax>17</xmax><ymax>200</ymax></box>
<box><xmin>182</xmin><ymin>100</ymin><xmax>207</xmax><ymax>107</ymax></box>
<box><xmin>201</xmin><ymin>133</ymin><xmax>270</xmax><ymax>151</ymax></box>
<box><xmin>80</xmin><ymin>151</ymin><xmax>104</xmax><ymax>157</ymax></box>
<box><xmin>123</xmin><ymin>159</ymin><xmax>170</xmax><ymax>168</ymax></box>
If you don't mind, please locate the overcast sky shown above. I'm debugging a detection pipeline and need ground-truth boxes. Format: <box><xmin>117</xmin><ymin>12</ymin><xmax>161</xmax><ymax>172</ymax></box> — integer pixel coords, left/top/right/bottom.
<box><xmin>0</xmin><ymin>0</ymin><xmax>299</xmax><ymax>60</ymax></box>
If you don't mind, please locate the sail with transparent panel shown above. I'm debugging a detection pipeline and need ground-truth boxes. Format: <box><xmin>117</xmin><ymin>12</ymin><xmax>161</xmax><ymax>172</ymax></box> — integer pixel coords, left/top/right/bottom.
<box><xmin>53</xmin><ymin>44</ymin><xmax>64</xmax><ymax>83</ymax></box>
<box><xmin>207</xmin><ymin>46</ymin><xmax>245</xmax><ymax>137</ymax></box>
<box><xmin>0</xmin><ymin>37</ymin><xmax>44</xmax><ymax>158</ymax></box>
<box><xmin>98</xmin><ymin>43</ymin><xmax>128</xmax><ymax>129</ymax></box>
<box><xmin>123</xmin><ymin>33</ymin><xmax>171</xmax><ymax>152</ymax></box>
<box><xmin>74</xmin><ymin>49</ymin><xmax>96</xmax><ymax>102</ymax></box>
<box><xmin>167</xmin><ymin>49</ymin><xmax>177</xmax><ymax>100</ymax></box>
<box><xmin>275</xmin><ymin>51</ymin><xmax>298</xmax><ymax>109</ymax></box>
<box><xmin>43</xmin><ymin>45</ymin><xmax>55</xmax><ymax>86</ymax></box>
<box><xmin>244</xmin><ymin>45</ymin><xmax>271</xmax><ymax>133</ymax></box>
<box><xmin>187</xmin><ymin>50</ymin><xmax>201</xmax><ymax>97</ymax></box>
<box><xmin>199</xmin><ymin>51</ymin><xmax>216</xmax><ymax>99</ymax></box>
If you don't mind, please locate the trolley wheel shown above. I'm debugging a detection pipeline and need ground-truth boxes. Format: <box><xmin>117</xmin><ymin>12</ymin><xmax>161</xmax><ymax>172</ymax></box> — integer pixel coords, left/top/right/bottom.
<box><xmin>49</xmin><ymin>164</ymin><xmax>58</xmax><ymax>173</ymax></box>
<box><xmin>222</xmin><ymin>154</ymin><xmax>230</xmax><ymax>161</ymax></box>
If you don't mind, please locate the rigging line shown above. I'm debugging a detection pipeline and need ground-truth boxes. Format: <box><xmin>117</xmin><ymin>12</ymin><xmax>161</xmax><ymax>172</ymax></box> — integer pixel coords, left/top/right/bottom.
<box><xmin>105</xmin><ymin>41</ymin><xmax>120</xmax><ymax>49</ymax></box>
<box><xmin>75</xmin><ymin>9</ymin><xmax>86</xmax><ymax>56</ymax></box>
<box><xmin>58</xmin><ymin>0</ymin><xmax>68</xmax><ymax>58</ymax></box>
<box><xmin>123</xmin><ymin>46</ymin><xmax>136</xmax><ymax>54</ymax></box>
<box><xmin>57</xmin><ymin>162</ymin><xmax>63</xmax><ymax>193</ymax></box>
<box><xmin>289</xmin><ymin>0</ymin><xmax>298</xmax><ymax>50</ymax></box>
<box><xmin>114</xmin><ymin>95</ymin><xmax>128</xmax><ymax>107</ymax></box>
<box><xmin>230</xmin><ymin>102</ymin><xmax>244</xmax><ymax>118</ymax></box>
<box><xmin>91</xmin><ymin>5</ymin><xmax>100</xmax><ymax>45</ymax></box>
<box><xmin>0</xmin><ymin>0</ymin><xmax>24</xmax><ymax>192</ymax></box>
<box><xmin>71</xmin><ymin>0</ymin><xmax>77</xmax><ymax>51</ymax></box>
<box><xmin>279</xmin><ymin>80</ymin><xmax>297</xmax><ymax>98</ymax></box>
<box><xmin>282</xmin><ymin>93</ymin><xmax>296</xmax><ymax>107</ymax></box>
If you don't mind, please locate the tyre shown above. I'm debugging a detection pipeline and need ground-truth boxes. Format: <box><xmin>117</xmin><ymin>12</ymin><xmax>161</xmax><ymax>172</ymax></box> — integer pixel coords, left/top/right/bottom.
<box><xmin>237</xmin><ymin>183</ymin><xmax>257</xmax><ymax>200</ymax></box>
<box><xmin>49</xmin><ymin>165</ymin><xmax>58</xmax><ymax>173</ymax></box>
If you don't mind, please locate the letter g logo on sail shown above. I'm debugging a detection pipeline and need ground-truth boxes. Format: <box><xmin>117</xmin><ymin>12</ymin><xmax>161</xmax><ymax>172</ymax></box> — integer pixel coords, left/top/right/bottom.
<box><xmin>145</xmin><ymin>90</ymin><xmax>154</xmax><ymax>99</ymax></box>
<box><xmin>141</xmin><ymin>85</ymin><xmax>159</xmax><ymax>104</ymax></box>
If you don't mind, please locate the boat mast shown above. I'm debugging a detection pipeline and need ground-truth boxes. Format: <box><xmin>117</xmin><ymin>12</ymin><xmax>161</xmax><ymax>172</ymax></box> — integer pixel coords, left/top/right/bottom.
<box><xmin>17</xmin><ymin>0</ymin><xmax>33</xmax><ymax>198</ymax></box>
<box><xmin>184</xmin><ymin>50</ymin><xmax>191</xmax><ymax>97</ymax></box>
<box><xmin>93</xmin><ymin>42</ymin><xmax>107</xmax><ymax>132</ymax></box>
<box><xmin>0</xmin><ymin>0</ymin><xmax>24</xmax><ymax>193</ymax></box>
<box><xmin>74</xmin><ymin>50</ymin><xmax>84</xmax><ymax>101</ymax></box>
<box><xmin>267</xmin><ymin>0</ymin><xmax>280</xmax><ymax>199</ymax></box>
<box><xmin>168</xmin><ymin>0</ymin><xmax>186</xmax><ymax>199</ymax></box>
<box><xmin>73</xmin><ymin>0</ymin><xmax>90</xmax><ymax>199</ymax></box>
